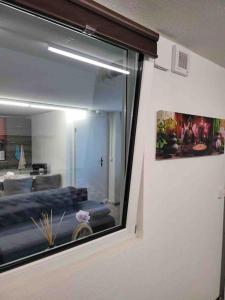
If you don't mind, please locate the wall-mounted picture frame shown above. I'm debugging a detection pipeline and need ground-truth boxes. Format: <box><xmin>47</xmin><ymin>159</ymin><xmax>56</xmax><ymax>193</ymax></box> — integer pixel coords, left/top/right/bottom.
<box><xmin>156</xmin><ymin>110</ymin><xmax>225</xmax><ymax>160</ymax></box>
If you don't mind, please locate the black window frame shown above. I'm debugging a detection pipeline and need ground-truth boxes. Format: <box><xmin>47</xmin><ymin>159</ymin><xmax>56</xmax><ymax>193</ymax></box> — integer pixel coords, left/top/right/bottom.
<box><xmin>0</xmin><ymin>0</ymin><xmax>152</xmax><ymax>272</ymax></box>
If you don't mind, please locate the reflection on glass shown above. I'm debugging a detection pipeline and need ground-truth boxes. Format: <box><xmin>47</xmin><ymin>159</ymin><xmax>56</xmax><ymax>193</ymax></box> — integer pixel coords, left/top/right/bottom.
<box><xmin>0</xmin><ymin>3</ymin><xmax>139</xmax><ymax>267</ymax></box>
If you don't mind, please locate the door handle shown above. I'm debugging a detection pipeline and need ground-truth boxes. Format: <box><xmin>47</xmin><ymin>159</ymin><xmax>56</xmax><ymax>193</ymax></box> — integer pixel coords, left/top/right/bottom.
<box><xmin>100</xmin><ymin>157</ymin><xmax>103</xmax><ymax>167</ymax></box>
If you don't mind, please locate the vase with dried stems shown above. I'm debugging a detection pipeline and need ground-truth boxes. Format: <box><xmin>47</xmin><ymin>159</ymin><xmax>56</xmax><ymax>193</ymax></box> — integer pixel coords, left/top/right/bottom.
<box><xmin>31</xmin><ymin>210</ymin><xmax>65</xmax><ymax>248</ymax></box>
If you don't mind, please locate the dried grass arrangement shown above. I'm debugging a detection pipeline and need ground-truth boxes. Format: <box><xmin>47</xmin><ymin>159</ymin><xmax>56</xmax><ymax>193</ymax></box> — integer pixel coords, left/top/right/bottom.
<box><xmin>31</xmin><ymin>210</ymin><xmax>65</xmax><ymax>248</ymax></box>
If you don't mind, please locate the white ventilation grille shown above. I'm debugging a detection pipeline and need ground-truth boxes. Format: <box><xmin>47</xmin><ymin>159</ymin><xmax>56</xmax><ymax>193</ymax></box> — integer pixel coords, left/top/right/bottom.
<box><xmin>172</xmin><ymin>45</ymin><xmax>190</xmax><ymax>77</ymax></box>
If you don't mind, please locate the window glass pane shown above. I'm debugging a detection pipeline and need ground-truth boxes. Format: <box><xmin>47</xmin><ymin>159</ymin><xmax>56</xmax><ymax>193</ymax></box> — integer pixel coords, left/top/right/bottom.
<box><xmin>0</xmin><ymin>3</ymin><xmax>140</xmax><ymax>268</ymax></box>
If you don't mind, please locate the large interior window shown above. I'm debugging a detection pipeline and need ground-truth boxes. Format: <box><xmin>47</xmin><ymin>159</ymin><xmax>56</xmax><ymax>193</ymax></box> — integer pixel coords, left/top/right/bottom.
<box><xmin>0</xmin><ymin>3</ymin><xmax>141</xmax><ymax>270</ymax></box>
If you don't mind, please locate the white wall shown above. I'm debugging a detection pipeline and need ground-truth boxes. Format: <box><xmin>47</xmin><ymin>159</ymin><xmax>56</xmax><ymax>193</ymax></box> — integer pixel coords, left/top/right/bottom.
<box><xmin>31</xmin><ymin>111</ymin><xmax>68</xmax><ymax>185</ymax></box>
<box><xmin>108</xmin><ymin>112</ymin><xmax>122</xmax><ymax>204</ymax></box>
<box><xmin>1</xmin><ymin>37</ymin><xmax>225</xmax><ymax>300</ymax></box>
<box><xmin>143</xmin><ymin>37</ymin><xmax>225</xmax><ymax>300</ymax></box>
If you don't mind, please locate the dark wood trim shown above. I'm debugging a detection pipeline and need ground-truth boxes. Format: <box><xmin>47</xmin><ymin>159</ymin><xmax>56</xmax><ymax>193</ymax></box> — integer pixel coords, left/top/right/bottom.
<box><xmin>6</xmin><ymin>0</ymin><xmax>159</xmax><ymax>57</ymax></box>
<box><xmin>70</xmin><ymin>0</ymin><xmax>159</xmax><ymax>41</ymax></box>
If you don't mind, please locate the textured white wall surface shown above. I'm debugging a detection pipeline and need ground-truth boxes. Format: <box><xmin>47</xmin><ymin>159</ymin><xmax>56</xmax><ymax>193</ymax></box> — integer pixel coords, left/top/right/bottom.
<box><xmin>94</xmin><ymin>0</ymin><xmax>225</xmax><ymax>69</ymax></box>
<box><xmin>31</xmin><ymin>111</ymin><xmax>68</xmax><ymax>185</ymax></box>
<box><xmin>1</xmin><ymin>37</ymin><xmax>225</xmax><ymax>300</ymax></box>
<box><xmin>143</xmin><ymin>37</ymin><xmax>225</xmax><ymax>300</ymax></box>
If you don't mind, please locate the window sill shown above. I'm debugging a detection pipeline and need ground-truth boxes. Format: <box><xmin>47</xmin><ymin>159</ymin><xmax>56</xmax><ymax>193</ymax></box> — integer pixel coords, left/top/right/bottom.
<box><xmin>2</xmin><ymin>228</ymin><xmax>138</xmax><ymax>276</ymax></box>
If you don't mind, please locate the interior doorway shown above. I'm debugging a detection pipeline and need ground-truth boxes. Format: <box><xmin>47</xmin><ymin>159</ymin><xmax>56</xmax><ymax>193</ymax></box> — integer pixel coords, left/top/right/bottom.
<box><xmin>75</xmin><ymin>112</ymin><xmax>109</xmax><ymax>202</ymax></box>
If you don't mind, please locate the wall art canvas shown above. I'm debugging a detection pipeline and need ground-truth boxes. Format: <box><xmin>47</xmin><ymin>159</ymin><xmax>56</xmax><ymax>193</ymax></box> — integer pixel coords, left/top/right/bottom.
<box><xmin>156</xmin><ymin>110</ymin><xmax>225</xmax><ymax>160</ymax></box>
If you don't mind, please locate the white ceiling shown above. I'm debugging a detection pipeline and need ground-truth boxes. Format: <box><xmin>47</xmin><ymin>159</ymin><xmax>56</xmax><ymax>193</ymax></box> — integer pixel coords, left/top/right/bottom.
<box><xmin>95</xmin><ymin>0</ymin><xmax>225</xmax><ymax>68</ymax></box>
<box><xmin>0</xmin><ymin>106</ymin><xmax>50</xmax><ymax>117</ymax></box>
<box><xmin>0</xmin><ymin>3</ymin><xmax>128</xmax><ymax>114</ymax></box>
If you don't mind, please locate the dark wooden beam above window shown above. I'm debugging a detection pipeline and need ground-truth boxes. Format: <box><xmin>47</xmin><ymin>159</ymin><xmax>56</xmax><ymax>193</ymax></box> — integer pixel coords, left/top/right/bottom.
<box><xmin>7</xmin><ymin>0</ymin><xmax>159</xmax><ymax>57</ymax></box>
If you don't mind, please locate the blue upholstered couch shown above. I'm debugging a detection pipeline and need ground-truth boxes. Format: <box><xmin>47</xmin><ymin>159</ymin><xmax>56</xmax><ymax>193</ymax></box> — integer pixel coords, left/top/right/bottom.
<box><xmin>0</xmin><ymin>186</ymin><xmax>115</xmax><ymax>264</ymax></box>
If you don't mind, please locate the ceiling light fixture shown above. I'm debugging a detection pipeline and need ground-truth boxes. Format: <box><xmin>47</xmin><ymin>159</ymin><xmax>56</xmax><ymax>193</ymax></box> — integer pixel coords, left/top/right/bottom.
<box><xmin>0</xmin><ymin>99</ymin><xmax>29</xmax><ymax>107</ymax></box>
<box><xmin>0</xmin><ymin>98</ymin><xmax>88</xmax><ymax>120</ymax></box>
<box><xmin>65</xmin><ymin>110</ymin><xmax>87</xmax><ymax>122</ymax></box>
<box><xmin>30</xmin><ymin>103</ymin><xmax>87</xmax><ymax>120</ymax></box>
<box><xmin>30</xmin><ymin>103</ymin><xmax>63</xmax><ymax>111</ymax></box>
<box><xmin>48</xmin><ymin>46</ymin><xmax>130</xmax><ymax>75</ymax></box>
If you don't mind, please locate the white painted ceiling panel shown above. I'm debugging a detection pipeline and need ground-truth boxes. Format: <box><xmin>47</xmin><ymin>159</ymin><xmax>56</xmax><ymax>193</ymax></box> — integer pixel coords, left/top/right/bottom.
<box><xmin>95</xmin><ymin>0</ymin><xmax>225</xmax><ymax>68</ymax></box>
<box><xmin>0</xmin><ymin>3</ymin><xmax>128</xmax><ymax>113</ymax></box>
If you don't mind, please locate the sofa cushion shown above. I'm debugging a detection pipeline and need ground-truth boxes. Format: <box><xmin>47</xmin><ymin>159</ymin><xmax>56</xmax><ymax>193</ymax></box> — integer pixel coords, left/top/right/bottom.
<box><xmin>33</xmin><ymin>174</ymin><xmax>62</xmax><ymax>191</ymax></box>
<box><xmin>0</xmin><ymin>213</ymin><xmax>78</xmax><ymax>264</ymax></box>
<box><xmin>3</xmin><ymin>177</ymin><xmax>33</xmax><ymax>196</ymax></box>
<box><xmin>77</xmin><ymin>200</ymin><xmax>110</xmax><ymax>218</ymax></box>
<box><xmin>0</xmin><ymin>212</ymin><xmax>115</xmax><ymax>264</ymax></box>
<box><xmin>74</xmin><ymin>188</ymin><xmax>88</xmax><ymax>202</ymax></box>
<box><xmin>0</xmin><ymin>186</ymin><xmax>116</xmax><ymax>265</ymax></box>
<box><xmin>0</xmin><ymin>187</ymin><xmax>76</xmax><ymax>228</ymax></box>
<box><xmin>90</xmin><ymin>215</ymin><xmax>115</xmax><ymax>233</ymax></box>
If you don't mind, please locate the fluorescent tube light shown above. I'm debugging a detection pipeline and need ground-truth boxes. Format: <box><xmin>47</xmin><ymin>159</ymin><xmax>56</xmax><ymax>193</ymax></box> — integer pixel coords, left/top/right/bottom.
<box><xmin>30</xmin><ymin>104</ymin><xmax>62</xmax><ymax>111</ymax></box>
<box><xmin>31</xmin><ymin>103</ymin><xmax>88</xmax><ymax>121</ymax></box>
<box><xmin>65</xmin><ymin>109</ymin><xmax>87</xmax><ymax>122</ymax></box>
<box><xmin>48</xmin><ymin>46</ymin><xmax>130</xmax><ymax>75</ymax></box>
<box><xmin>0</xmin><ymin>98</ymin><xmax>87</xmax><ymax>121</ymax></box>
<box><xmin>0</xmin><ymin>99</ymin><xmax>29</xmax><ymax>107</ymax></box>
<box><xmin>31</xmin><ymin>103</ymin><xmax>87</xmax><ymax>120</ymax></box>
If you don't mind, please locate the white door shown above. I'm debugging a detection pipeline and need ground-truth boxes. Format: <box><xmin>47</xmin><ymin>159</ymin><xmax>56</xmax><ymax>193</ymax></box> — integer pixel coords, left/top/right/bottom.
<box><xmin>75</xmin><ymin>112</ymin><xmax>109</xmax><ymax>202</ymax></box>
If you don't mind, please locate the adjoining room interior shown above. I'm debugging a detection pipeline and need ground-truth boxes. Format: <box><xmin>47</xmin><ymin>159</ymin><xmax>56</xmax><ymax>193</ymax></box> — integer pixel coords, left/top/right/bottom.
<box><xmin>0</xmin><ymin>3</ymin><xmax>139</xmax><ymax>266</ymax></box>
<box><xmin>0</xmin><ymin>105</ymin><xmax>123</xmax><ymax>216</ymax></box>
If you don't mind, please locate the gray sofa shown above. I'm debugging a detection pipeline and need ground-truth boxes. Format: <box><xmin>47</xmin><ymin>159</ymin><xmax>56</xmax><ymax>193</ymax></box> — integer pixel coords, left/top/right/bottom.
<box><xmin>0</xmin><ymin>186</ymin><xmax>115</xmax><ymax>264</ymax></box>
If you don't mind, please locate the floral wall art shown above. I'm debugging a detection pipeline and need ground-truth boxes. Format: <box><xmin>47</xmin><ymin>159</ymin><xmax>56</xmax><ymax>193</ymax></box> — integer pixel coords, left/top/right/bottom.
<box><xmin>156</xmin><ymin>110</ymin><xmax>225</xmax><ymax>160</ymax></box>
